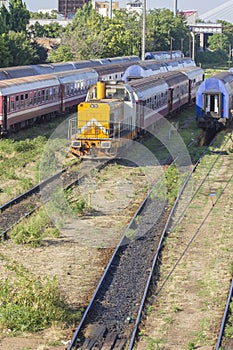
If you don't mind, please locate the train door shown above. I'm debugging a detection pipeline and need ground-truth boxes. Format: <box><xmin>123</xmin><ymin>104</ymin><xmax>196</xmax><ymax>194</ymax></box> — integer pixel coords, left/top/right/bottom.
<box><xmin>3</xmin><ymin>96</ymin><xmax>7</xmax><ymax>133</ymax></box>
<box><xmin>203</xmin><ymin>93</ymin><xmax>222</xmax><ymax>118</ymax></box>
<box><xmin>168</xmin><ymin>89</ymin><xmax>173</xmax><ymax>111</ymax></box>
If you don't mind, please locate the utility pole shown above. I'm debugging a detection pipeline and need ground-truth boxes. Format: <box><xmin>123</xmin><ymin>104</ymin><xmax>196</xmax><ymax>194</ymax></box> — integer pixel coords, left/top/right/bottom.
<box><xmin>191</xmin><ymin>31</ymin><xmax>195</xmax><ymax>61</ymax></box>
<box><xmin>170</xmin><ymin>37</ymin><xmax>174</xmax><ymax>59</ymax></box>
<box><xmin>109</xmin><ymin>0</ymin><xmax>112</xmax><ymax>19</ymax></box>
<box><xmin>181</xmin><ymin>38</ymin><xmax>184</xmax><ymax>53</ymax></box>
<box><xmin>174</xmin><ymin>0</ymin><xmax>177</xmax><ymax>16</ymax></box>
<box><xmin>141</xmin><ymin>0</ymin><xmax>146</xmax><ymax>60</ymax></box>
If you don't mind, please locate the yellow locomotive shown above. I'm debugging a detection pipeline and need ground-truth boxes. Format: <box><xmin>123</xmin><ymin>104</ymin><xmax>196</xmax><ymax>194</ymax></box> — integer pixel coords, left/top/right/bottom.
<box><xmin>70</xmin><ymin>80</ymin><xmax>137</xmax><ymax>158</ymax></box>
<box><xmin>70</xmin><ymin>66</ymin><xmax>204</xmax><ymax>158</ymax></box>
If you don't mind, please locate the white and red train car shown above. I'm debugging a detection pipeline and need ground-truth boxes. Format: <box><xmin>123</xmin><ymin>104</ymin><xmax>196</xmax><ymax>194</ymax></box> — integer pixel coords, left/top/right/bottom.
<box><xmin>70</xmin><ymin>66</ymin><xmax>204</xmax><ymax>158</ymax></box>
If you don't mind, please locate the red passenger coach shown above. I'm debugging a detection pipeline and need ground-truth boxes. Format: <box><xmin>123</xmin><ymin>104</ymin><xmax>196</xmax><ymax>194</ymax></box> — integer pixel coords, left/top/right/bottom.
<box><xmin>0</xmin><ymin>74</ymin><xmax>61</xmax><ymax>132</ymax></box>
<box><xmin>0</xmin><ymin>68</ymin><xmax>98</xmax><ymax>133</ymax></box>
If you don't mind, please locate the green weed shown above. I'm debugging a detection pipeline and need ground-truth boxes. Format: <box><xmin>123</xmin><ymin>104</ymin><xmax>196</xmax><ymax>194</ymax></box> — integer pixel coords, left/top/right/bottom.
<box><xmin>0</xmin><ymin>255</ymin><xmax>82</xmax><ymax>333</ymax></box>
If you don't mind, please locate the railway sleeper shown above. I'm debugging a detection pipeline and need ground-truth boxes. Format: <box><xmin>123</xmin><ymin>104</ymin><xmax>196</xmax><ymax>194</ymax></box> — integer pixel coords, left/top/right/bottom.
<box><xmin>80</xmin><ymin>323</ymin><xmax>127</xmax><ymax>349</ymax></box>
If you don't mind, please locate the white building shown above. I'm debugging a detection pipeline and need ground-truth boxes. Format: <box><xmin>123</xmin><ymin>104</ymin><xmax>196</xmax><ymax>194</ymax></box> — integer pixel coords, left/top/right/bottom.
<box><xmin>38</xmin><ymin>9</ymin><xmax>57</xmax><ymax>15</ymax></box>
<box><xmin>92</xmin><ymin>1</ymin><xmax>119</xmax><ymax>17</ymax></box>
<box><xmin>126</xmin><ymin>0</ymin><xmax>142</xmax><ymax>16</ymax></box>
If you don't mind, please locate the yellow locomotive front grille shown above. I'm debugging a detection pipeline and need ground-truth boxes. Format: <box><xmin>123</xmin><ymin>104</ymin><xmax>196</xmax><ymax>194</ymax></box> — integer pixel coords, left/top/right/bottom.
<box><xmin>77</xmin><ymin>102</ymin><xmax>110</xmax><ymax>139</ymax></box>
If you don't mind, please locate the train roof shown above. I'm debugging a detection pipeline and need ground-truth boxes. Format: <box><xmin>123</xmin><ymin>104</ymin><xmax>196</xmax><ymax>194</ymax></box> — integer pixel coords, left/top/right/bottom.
<box><xmin>160</xmin><ymin>71</ymin><xmax>189</xmax><ymax>86</ymax></box>
<box><xmin>93</xmin><ymin>61</ymin><xmax>136</xmax><ymax>78</ymax></box>
<box><xmin>178</xmin><ymin>66</ymin><xmax>204</xmax><ymax>79</ymax></box>
<box><xmin>55</xmin><ymin>68</ymin><xmax>98</xmax><ymax>83</ymax></box>
<box><xmin>197</xmin><ymin>71</ymin><xmax>233</xmax><ymax>96</ymax></box>
<box><xmin>0</xmin><ymin>74</ymin><xmax>59</xmax><ymax>95</ymax></box>
<box><xmin>0</xmin><ymin>66</ymin><xmax>37</xmax><ymax>80</ymax></box>
<box><xmin>122</xmin><ymin>60</ymin><xmax>168</xmax><ymax>82</ymax></box>
<box><xmin>145</xmin><ymin>50</ymin><xmax>184</xmax><ymax>60</ymax></box>
<box><xmin>32</xmin><ymin>62</ymin><xmax>77</xmax><ymax>75</ymax></box>
<box><xmin>127</xmin><ymin>75</ymin><xmax>168</xmax><ymax>100</ymax></box>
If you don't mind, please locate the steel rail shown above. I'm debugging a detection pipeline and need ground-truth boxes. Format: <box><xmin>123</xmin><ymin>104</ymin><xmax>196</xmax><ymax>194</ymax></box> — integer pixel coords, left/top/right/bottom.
<box><xmin>215</xmin><ymin>277</ymin><xmax>233</xmax><ymax>349</ymax></box>
<box><xmin>0</xmin><ymin>169</ymin><xmax>66</xmax><ymax>212</ymax></box>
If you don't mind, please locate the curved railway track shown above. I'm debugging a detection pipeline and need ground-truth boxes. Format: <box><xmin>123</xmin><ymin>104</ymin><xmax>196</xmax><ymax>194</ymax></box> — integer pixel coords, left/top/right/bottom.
<box><xmin>68</xmin><ymin>129</ymin><xmax>233</xmax><ymax>350</ymax></box>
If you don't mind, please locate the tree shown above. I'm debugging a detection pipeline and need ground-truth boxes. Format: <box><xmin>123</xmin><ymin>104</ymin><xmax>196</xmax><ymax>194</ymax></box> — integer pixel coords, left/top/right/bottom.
<box><xmin>208</xmin><ymin>33</ymin><xmax>229</xmax><ymax>51</ymax></box>
<box><xmin>29</xmin><ymin>22</ymin><xmax>63</xmax><ymax>38</ymax></box>
<box><xmin>0</xmin><ymin>34</ymin><xmax>11</xmax><ymax>67</ymax></box>
<box><xmin>8</xmin><ymin>0</ymin><xmax>30</xmax><ymax>33</ymax></box>
<box><xmin>7</xmin><ymin>31</ymin><xmax>38</xmax><ymax>65</ymax></box>
<box><xmin>146</xmin><ymin>9</ymin><xmax>189</xmax><ymax>53</ymax></box>
<box><xmin>49</xmin><ymin>2</ymin><xmax>105</xmax><ymax>60</ymax></box>
<box><xmin>0</xmin><ymin>5</ymin><xmax>10</xmax><ymax>34</ymax></box>
<box><xmin>101</xmin><ymin>10</ymin><xmax>141</xmax><ymax>57</ymax></box>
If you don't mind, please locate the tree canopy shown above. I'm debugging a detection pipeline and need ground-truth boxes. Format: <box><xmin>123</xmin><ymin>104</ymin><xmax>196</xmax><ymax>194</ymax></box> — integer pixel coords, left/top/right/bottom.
<box><xmin>48</xmin><ymin>5</ymin><xmax>191</xmax><ymax>61</ymax></box>
<box><xmin>0</xmin><ymin>0</ymin><xmax>233</xmax><ymax>67</ymax></box>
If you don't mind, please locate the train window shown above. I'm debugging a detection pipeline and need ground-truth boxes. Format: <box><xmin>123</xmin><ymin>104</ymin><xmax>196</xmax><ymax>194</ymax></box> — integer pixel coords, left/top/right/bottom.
<box><xmin>49</xmin><ymin>87</ymin><xmax>52</xmax><ymax>100</ymax></box>
<box><xmin>46</xmin><ymin>89</ymin><xmax>49</xmax><ymax>101</ymax></box>
<box><xmin>42</xmin><ymin>90</ymin><xmax>45</xmax><ymax>102</ymax></box>
<box><xmin>53</xmin><ymin>87</ymin><xmax>56</xmax><ymax>99</ymax></box>
<box><xmin>7</xmin><ymin>97</ymin><xmax>10</xmax><ymax>112</ymax></box>
<box><xmin>34</xmin><ymin>92</ymin><xmax>37</xmax><ymax>104</ymax></box>
<box><xmin>38</xmin><ymin>91</ymin><xmax>41</xmax><ymax>103</ymax></box>
<box><xmin>16</xmin><ymin>95</ymin><xmax>19</xmax><ymax>109</ymax></box>
<box><xmin>10</xmin><ymin>96</ymin><xmax>15</xmax><ymax>111</ymax></box>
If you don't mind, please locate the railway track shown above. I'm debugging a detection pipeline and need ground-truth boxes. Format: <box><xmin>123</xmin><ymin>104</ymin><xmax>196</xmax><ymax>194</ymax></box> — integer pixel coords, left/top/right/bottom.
<box><xmin>68</xmin><ymin>187</ymin><xmax>170</xmax><ymax>350</ymax></box>
<box><xmin>68</xmin><ymin>130</ymin><xmax>233</xmax><ymax>350</ymax></box>
<box><xmin>0</xmin><ymin>160</ymin><xmax>105</xmax><ymax>239</ymax></box>
<box><xmin>133</xmin><ymin>129</ymin><xmax>233</xmax><ymax>349</ymax></box>
<box><xmin>0</xmin><ymin>168</ymin><xmax>68</xmax><ymax>238</ymax></box>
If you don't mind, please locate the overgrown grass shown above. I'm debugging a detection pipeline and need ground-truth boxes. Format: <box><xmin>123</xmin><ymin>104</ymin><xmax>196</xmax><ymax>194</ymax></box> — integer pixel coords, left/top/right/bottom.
<box><xmin>9</xmin><ymin>208</ymin><xmax>60</xmax><ymax>247</ymax></box>
<box><xmin>0</xmin><ymin>115</ymin><xmax>73</xmax><ymax>202</ymax></box>
<box><xmin>150</xmin><ymin>164</ymin><xmax>181</xmax><ymax>206</ymax></box>
<box><xmin>0</xmin><ymin>254</ymin><xmax>82</xmax><ymax>333</ymax></box>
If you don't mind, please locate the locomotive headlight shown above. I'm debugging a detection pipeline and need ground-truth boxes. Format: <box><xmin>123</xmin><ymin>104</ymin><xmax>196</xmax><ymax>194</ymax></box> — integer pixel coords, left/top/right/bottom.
<box><xmin>101</xmin><ymin>141</ymin><xmax>111</xmax><ymax>149</ymax></box>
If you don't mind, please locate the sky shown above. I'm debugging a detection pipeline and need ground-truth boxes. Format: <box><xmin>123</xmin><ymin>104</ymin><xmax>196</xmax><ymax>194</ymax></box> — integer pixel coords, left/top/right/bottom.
<box><xmin>24</xmin><ymin>0</ymin><xmax>229</xmax><ymax>16</ymax></box>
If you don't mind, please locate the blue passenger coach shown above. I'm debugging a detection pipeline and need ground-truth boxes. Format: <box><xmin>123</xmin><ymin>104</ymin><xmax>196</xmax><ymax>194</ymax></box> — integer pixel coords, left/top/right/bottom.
<box><xmin>196</xmin><ymin>71</ymin><xmax>233</xmax><ymax>130</ymax></box>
